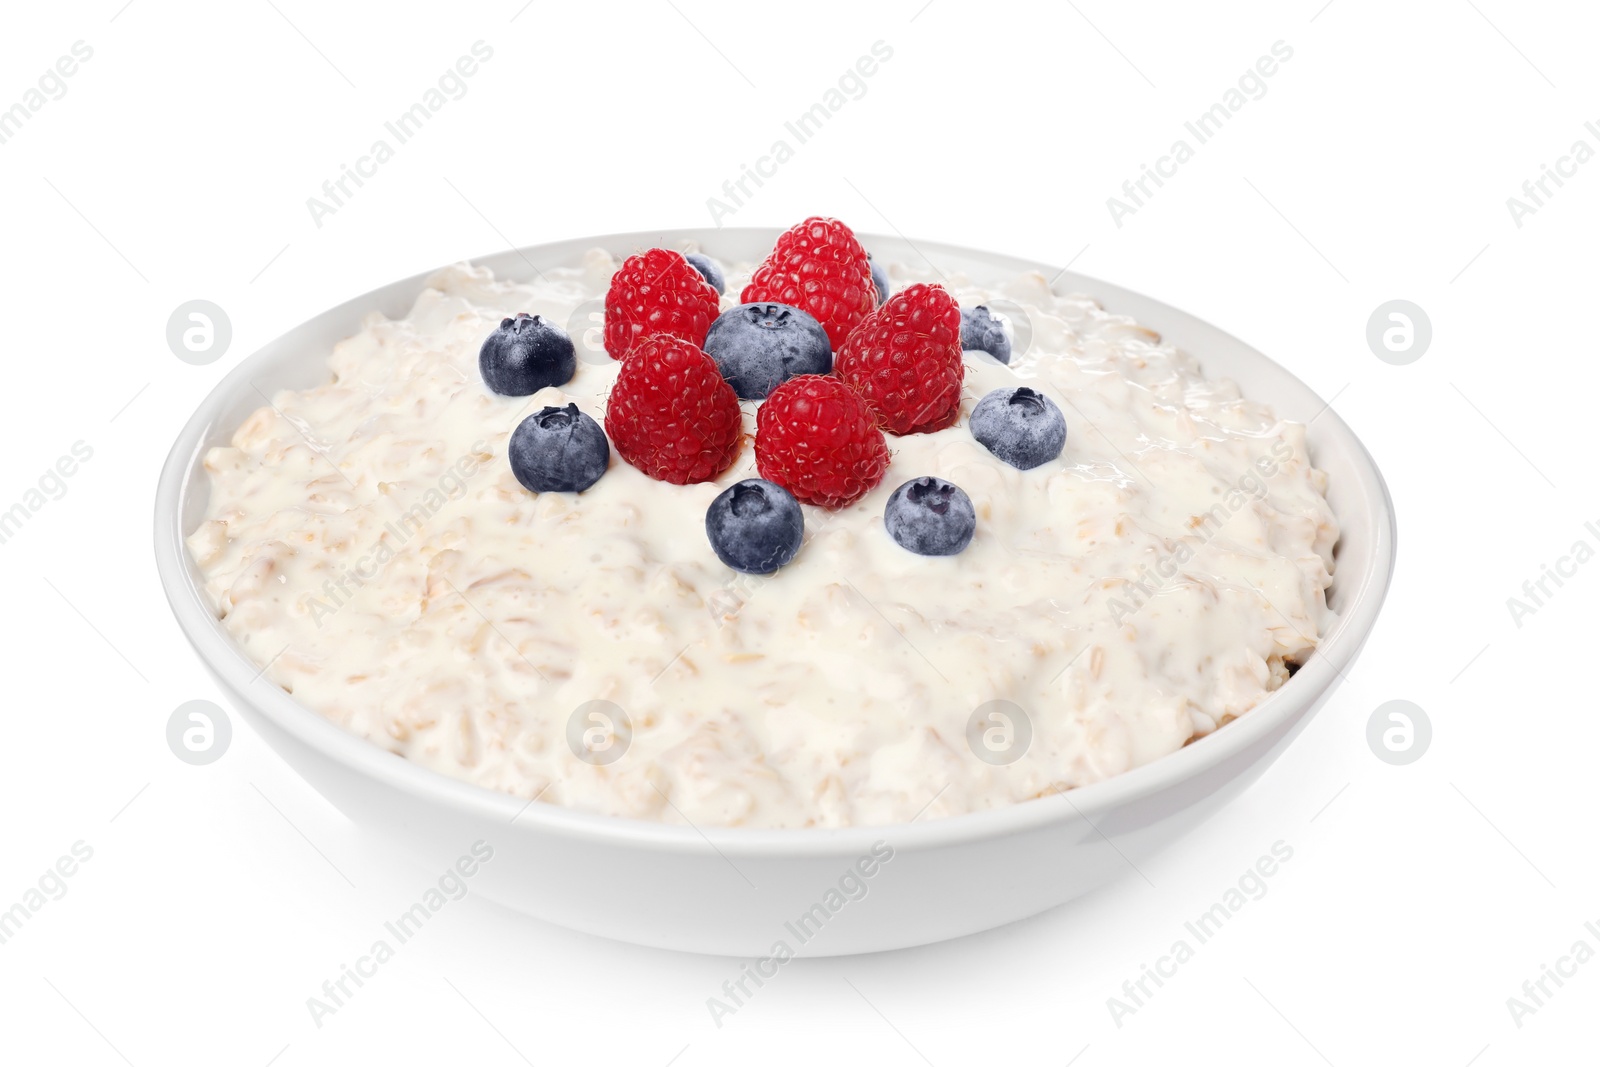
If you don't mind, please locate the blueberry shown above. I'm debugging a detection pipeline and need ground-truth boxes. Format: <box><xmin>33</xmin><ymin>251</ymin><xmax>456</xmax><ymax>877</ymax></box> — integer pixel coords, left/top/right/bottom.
<box><xmin>509</xmin><ymin>404</ymin><xmax>609</xmax><ymax>493</ymax></box>
<box><xmin>703</xmin><ymin>302</ymin><xmax>832</xmax><ymax>400</ymax></box>
<box><xmin>705</xmin><ymin>479</ymin><xmax>805</xmax><ymax>574</ymax></box>
<box><xmin>959</xmin><ymin>305</ymin><xmax>1012</xmax><ymax>364</ymax></box>
<box><xmin>969</xmin><ymin>386</ymin><xmax>1066</xmax><ymax>470</ymax></box>
<box><xmin>869</xmin><ymin>256</ymin><xmax>890</xmax><ymax>305</ymax></box>
<box><xmin>684</xmin><ymin>252</ymin><xmax>726</xmax><ymax>295</ymax></box>
<box><xmin>884</xmin><ymin>477</ymin><xmax>976</xmax><ymax>557</ymax></box>
<box><xmin>480</xmin><ymin>313</ymin><xmax>576</xmax><ymax>396</ymax></box>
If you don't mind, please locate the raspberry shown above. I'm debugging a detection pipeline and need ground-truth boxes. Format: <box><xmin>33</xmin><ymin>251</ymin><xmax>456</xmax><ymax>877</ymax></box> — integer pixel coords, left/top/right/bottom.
<box><xmin>835</xmin><ymin>282</ymin><xmax>963</xmax><ymax>435</ymax></box>
<box><xmin>605</xmin><ymin>335</ymin><xmax>742</xmax><ymax>484</ymax></box>
<box><xmin>604</xmin><ymin>248</ymin><xmax>721</xmax><ymax>361</ymax></box>
<box><xmin>741</xmin><ymin>217</ymin><xmax>875</xmax><ymax>351</ymax></box>
<box><xmin>755</xmin><ymin>375</ymin><xmax>889</xmax><ymax>508</ymax></box>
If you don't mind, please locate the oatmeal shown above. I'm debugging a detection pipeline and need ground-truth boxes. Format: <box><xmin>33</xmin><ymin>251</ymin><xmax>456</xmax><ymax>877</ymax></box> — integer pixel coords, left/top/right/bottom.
<box><xmin>186</xmin><ymin>250</ymin><xmax>1338</xmax><ymax>829</ymax></box>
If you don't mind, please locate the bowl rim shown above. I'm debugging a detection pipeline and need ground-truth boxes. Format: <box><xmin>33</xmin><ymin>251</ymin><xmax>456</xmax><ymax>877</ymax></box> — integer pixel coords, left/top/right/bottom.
<box><xmin>153</xmin><ymin>226</ymin><xmax>1396</xmax><ymax>858</ymax></box>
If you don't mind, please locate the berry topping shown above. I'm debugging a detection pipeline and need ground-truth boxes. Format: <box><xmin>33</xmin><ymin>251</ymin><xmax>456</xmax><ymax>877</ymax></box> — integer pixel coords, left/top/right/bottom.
<box><xmin>835</xmin><ymin>282</ymin><xmax>964</xmax><ymax>435</ymax></box>
<box><xmin>755</xmin><ymin>374</ymin><xmax>889</xmax><ymax>509</ymax></box>
<box><xmin>603</xmin><ymin>248</ymin><xmax>721</xmax><ymax>361</ymax></box>
<box><xmin>959</xmin><ymin>304</ymin><xmax>1012</xmax><ymax>364</ymax></box>
<box><xmin>703</xmin><ymin>302</ymin><xmax>832</xmax><ymax>400</ymax></box>
<box><xmin>604</xmin><ymin>335</ymin><xmax>742</xmax><ymax>484</ymax></box>
<box><xmin>705</xmin><ymin>478</ymin><xmax>805</xmax><ymax>574</ymax></box>
<box><xmin>509</xmin><ymin>404</ymin><xmax>610</xmax><ymax>493</ymax></box>
<box><xmin>969</xmin><ymin>386</ymin><xmax>1066</xmax><ymax>470</ymax></box>
<box><xmin>479</xmin><ymin>313</ymin><xmax>576</xmax><ymax>396</ymax></box>
<box><xmin>683</xmin><ymin>251</ymin><xmax>726</xmax><ymax>295</ymax></box>
<box><xmin>869</xmin><ymin>255</ymin><xmax>890</xmax><ymax>306</ymax></box>
<box><xmin>884</xmin><ymin>477</ymin><xmax>976</xmax><ymax>556</ymax></box>
<box><xmin>741</xmin><ymin>217</ymin><xmax>876</xmax><ymax>350</ymax></box>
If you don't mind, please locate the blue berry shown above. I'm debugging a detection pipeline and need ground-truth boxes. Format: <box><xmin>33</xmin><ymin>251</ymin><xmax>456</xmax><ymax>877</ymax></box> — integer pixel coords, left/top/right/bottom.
<box><xmin>703</xmin><ymin>302</ymin><xmax>832</xmax><ymax>400</ymax></box>
<box><xmin>684</xmin><ymin>252</ymin><xmax>726</xmax><ymax>295</ymax></box>
<box><xmin>480</xmin><ymin>313</ymin><xmax>576</xmax><ymax>396</ymax></box>
<box><xmin>959</xmin><ymin>305</ymin><xmax>1012</xmax><ymax>364</ymax></box>
<box><xmin>869</xmin><ymin>256</ymin><xmax>890</xmax><ymax>305</ymax></box>
<box><xmin>509</xmin><ymin>404</ymin><xmax>609</xmax><ymax>493</ymax></box>
<box><xmin>705</xmin><ymin>478</ymin><xmax>805</xmax><ymax>574</ymax></box>
<box><xmin>969</xmin><ymin>386</ymin><xmax>1066</xmax><ymax>470</ymax></box>
<box><xmin>884</xmin><ymin>477</ymin><xmax>976</xmax><ymax>556</ymax></box>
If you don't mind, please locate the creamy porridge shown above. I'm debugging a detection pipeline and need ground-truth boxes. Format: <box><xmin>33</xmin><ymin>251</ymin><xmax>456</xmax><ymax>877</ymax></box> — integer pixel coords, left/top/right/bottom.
<box><xmin>186</xmin><ymin>249</ymin><xmax>1338</xmax><ymax>829</ymax></box>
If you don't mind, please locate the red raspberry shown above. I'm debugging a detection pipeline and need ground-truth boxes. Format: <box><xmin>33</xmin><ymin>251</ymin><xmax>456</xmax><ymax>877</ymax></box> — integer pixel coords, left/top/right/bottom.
<box><xmin>604</xmin><ymin>248</ymin><xmax>721</xmax><ymax>361</ymax></box>
<box><xmin>835</xmin><ymin>282</ymin><xmax>963</xmax><ymax>435</ymax></box>
<box><xmin>741</xmin><ymin>217</ymin><xmax>875</xmax><ymax>351</ymax></box>
<box><xmin>605</xmin><ymin>335</ymin><xmax>742</xmax><ymax>484</ymax></box>
<box><xmin>755</xmin><ymin>375</ymin><xmax>889</xmax><ymax>508</ymax></box>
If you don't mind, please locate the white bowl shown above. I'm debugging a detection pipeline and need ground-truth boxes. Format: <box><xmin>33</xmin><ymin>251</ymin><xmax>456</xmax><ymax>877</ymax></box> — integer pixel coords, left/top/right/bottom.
<box><xmin>154</xmin><ymin>229</ymin><xmax>1395</xmax><ymax>957</ymax></box>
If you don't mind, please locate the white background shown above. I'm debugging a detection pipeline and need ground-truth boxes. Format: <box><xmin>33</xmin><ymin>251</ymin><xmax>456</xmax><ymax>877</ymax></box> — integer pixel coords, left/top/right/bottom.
<box><xmin>1</xmin><ymin>1</ymin><xmax>1594</xmax><ymax>1063</ymax></box>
